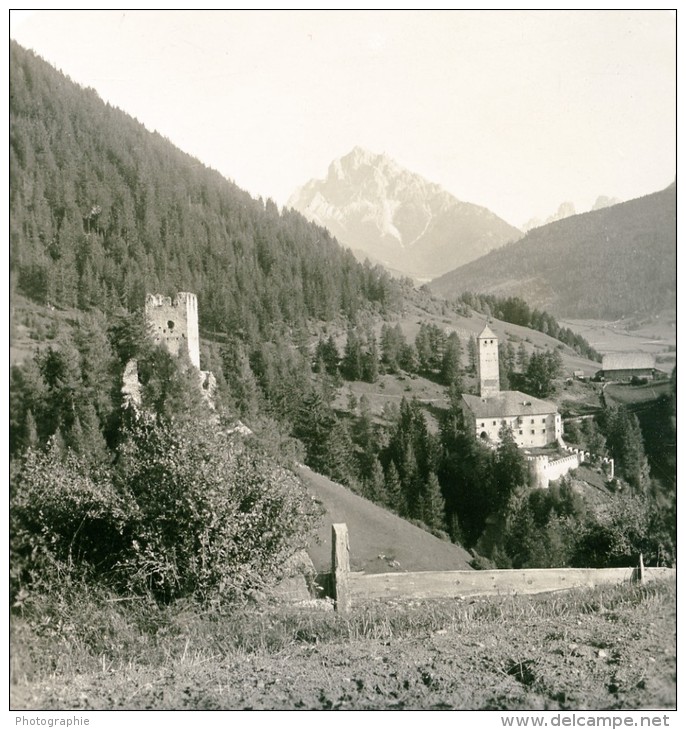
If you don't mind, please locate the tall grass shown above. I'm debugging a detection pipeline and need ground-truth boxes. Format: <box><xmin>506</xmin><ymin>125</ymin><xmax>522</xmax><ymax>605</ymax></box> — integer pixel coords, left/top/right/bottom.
<box><xmin>12</xmin><ymin>577</ymin><xmax>674</xmax><ymax>693</ymax></box>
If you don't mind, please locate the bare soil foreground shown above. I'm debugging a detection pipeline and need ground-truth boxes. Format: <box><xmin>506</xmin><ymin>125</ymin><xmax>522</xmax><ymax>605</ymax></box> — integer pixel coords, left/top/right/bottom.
<box><xmin>11</xmin><ymin>579</ymin><xmax>675</xmax><ymax>710</ymax></box>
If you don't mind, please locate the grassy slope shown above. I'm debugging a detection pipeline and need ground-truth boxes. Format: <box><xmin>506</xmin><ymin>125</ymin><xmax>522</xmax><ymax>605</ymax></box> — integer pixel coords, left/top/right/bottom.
<box><xmin>298</xmin><ymin>465</ymin><xmax>473</xmax><ymax>573</ymax></box>
<box><xmin>11</xmin><ymin>579</ymin><xmax>676</xmax><ymax>710</ymax></box>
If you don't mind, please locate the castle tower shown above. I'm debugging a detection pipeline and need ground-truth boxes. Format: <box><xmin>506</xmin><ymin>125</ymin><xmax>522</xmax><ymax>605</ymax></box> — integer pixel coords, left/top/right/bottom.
<box><xmin>144</xmin><ymin>292</ymin><xmax>200</xmax><ymax>369</ymax></box>
<box><xmin>477</xmin><ymin>324</ymin><xmax>500</xmax><ymax>398</ymax></box>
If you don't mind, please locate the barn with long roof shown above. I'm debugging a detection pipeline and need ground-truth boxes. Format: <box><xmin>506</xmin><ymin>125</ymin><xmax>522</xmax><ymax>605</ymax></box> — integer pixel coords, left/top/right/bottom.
<box><xmin>601</xmin><ymin>353</ymin><xmax>655</xmax><ymax>381</ymax></box>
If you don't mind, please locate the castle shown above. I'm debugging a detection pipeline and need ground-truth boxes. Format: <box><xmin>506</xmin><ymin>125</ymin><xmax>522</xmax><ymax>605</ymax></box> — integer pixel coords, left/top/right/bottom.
<box><xmin>145</xmin><ymin>292</ymin><xmax>200</xmax><ymax>369</ymax></box>
<box><xmin>122</xmin><ymin>292</ymin><xmax>215</xmax><ymax>407</ymax></box>
<box><xmin>461</xmin><ymin>325</ymin><xmax>613</xmax><ymax>489</ymax></box>
<box><xmin>461</xmin><ymin>325</ymin><xmax>562</xmax><ymax>448</ymax></box>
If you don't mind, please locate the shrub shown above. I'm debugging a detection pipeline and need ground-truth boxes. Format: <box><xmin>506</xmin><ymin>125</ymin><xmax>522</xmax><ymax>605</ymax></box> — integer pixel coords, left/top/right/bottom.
<box><xmin>11</xmin><ymin>440</ymin><xmax>129</xmax><ymax>596</ymax></box>
<box><xmin>11</xmin><ymin>410</ymin><xmax>323</xmax><ymax>604</ymax></box>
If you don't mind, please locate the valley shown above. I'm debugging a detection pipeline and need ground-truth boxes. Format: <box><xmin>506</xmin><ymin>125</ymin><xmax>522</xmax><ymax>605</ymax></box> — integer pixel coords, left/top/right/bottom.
<box><xmin>560</xmin><ymin>313</ymin><xmax>676</xmax><ymax>373</ymax></box>
<box><xmin>9</xmin><ymin>31</ymin><xmax>676</xmax><ymax>714</ymax></box>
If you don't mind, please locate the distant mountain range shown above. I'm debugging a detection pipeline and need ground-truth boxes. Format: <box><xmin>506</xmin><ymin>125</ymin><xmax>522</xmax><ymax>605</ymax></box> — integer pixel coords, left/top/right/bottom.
<box><xmin>521</xmin><ymin>196</ymin><xmax>621</xmax><ymax>232</ymax></box>
<box><xmin>429</xmin><ymin>184</ymin><xmax>675</xmax><ymax>319</ymax></box>
<box><xmin>288</xmin><ymin>147</ymin><xmax>521</xmax><ymax>281</ymax></box>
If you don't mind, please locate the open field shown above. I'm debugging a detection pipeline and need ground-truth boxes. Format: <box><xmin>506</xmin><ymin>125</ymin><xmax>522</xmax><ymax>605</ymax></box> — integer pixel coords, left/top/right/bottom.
<box><xmin>604</xmin><ymin>381</ymin><xmax>673</xmax><ymax>407</ymax></box>
<box><xmin>11</xmin><ymin>579</ymin><xmax>675</xmax><ymax>710</ymax></box>
<box><xmin>561</xmin><ymin>314</ymin><xmax>676</xmax><ymax>373</ymax></box>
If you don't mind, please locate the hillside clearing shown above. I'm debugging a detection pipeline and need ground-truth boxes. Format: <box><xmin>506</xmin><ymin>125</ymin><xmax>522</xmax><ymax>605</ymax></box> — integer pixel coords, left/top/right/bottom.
<box><xmin>298</xmin><ymin>465</ymin><xmax>473</xmax><ymax>573</ymax></box>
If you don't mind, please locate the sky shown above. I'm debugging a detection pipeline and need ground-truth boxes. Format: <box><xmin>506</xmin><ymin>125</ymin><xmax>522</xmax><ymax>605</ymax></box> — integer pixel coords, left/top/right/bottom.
<box><xmin>9</xmin><ymin>9</ymin><xmax>676</xmax><ymax>228</ymax></box>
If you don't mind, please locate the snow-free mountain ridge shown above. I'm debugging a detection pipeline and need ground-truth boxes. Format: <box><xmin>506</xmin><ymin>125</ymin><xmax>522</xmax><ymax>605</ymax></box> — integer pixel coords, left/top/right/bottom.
<box><xmin>288</xmin><ymin>147</ymin><xmax>521</xmax><ymax>281</ymax></box>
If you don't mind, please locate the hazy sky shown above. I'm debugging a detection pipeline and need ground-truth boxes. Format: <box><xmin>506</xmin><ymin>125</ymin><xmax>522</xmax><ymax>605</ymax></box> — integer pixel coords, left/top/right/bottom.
<box><xmin>10</xmin><ymin>9</ymin><xmax>675</xmax><ymax>228</ymax></box>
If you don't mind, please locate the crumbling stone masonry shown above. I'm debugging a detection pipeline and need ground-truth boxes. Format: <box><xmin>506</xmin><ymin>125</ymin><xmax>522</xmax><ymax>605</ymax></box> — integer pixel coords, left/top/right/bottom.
<box><xmin>145</xmin><ymin>292</ymin><xmax>200</xmax><ymax>369</ymax></box>
<box><xmin>122</xmin><ymin>292</ymin><xmax>217</xmax><ymax>410</ymax></box>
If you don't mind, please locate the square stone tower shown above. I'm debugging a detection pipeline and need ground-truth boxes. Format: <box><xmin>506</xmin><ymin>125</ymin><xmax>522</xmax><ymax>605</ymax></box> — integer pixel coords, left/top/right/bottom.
<box><xmin>144</xmin><ymin>292</ymin><xmax>200</xmax><ymax>369</ymax></box>
<box><xmin>477</xmin><ymin>324</ymin><xmax>500</xmax><ymax>398</ymax></box>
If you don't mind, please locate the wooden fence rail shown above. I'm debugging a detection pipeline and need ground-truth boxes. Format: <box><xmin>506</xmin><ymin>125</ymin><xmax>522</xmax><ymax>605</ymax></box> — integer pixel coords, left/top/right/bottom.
<box><xmin>329</xmin><ymin>523</ymin><xmax>674</xmax><ymax>613</ymax></box>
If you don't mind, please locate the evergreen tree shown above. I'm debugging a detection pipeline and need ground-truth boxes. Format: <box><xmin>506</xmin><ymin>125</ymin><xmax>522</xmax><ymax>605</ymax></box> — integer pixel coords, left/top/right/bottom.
<box><xmin>525</xmin><ymin>349</ymin><xmax>562</xmax><ymax>397</ymax></box>
<box><xmin>362</xmin><ymin>334</ymin><xmax>379</xmax><ymax>383</ymax></box>
<box><xmin>341</xmin><ymin>329</ymin><xmax>363</xmax><ymax>381</ymax></box>
<box><xmin>293</xmin><ymin>389</ymin><xmax>336</xmax><ymax>474</ymax></box>
<box><xmin>581</xmin><ymin>418</ymin><xmax>607</xmax><ymax>459</ymax></box>
<box><xmin>491</xmin><ymin>425</ymin><xmax>528</xmax><ymax>513</ymax></box>
<box><xmin>440</xmin><ymin>332</ymin><xmax>463</xmax><ymax>387</ymax></box>
<box><xmin>364</xmin><ymin>457</ymin><xmax>388</xmax><ymax>504</ymax></box>
<box><xmin>468</xmin><ymin>335</ymin><xmax>478</xmax><ymax>373</ymax></box>
<box><xmin>384</xmin><ymin>461</ymin><xmax>407</xmax><ymax>515</ymax></box>
<box><xmin>602</xmin><ymin>406</ymin><xmax>650</xmax><ymax>492</ymax></box>
<box><xmin>422</xmin><ymin>471</ymin><xmax>447</xmax><ymax>531</ymax></box>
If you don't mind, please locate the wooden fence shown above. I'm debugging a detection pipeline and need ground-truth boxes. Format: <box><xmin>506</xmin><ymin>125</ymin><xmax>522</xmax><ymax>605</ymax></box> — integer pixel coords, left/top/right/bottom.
<box><xmin>329</xmin><ymin>523</ymin><xmax>675</xmax><ymax>613</ymax></box>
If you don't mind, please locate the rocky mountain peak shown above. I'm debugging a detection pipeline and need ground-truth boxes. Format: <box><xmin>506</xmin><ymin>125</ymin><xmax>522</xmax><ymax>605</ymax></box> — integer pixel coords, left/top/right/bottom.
<box><xmin>288</xmin><ymin>148</ymin><xmax>521</xmax><ymax>281</ymax></box>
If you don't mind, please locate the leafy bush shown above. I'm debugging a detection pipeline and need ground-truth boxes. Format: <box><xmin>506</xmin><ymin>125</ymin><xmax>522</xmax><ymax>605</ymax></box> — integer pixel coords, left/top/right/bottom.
<box><xmin>11</xmin><ymin>440</ymin><xmax>129</xmax><ymax>595</ymax></box>
<box><xmin>11</xmin><ymin>410</ymin><xmax>323</xmax><ymax>604</ymax></box>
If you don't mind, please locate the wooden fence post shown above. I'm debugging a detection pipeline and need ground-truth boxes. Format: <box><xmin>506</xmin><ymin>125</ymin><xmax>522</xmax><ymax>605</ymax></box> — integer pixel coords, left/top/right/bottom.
<box><xmin>638</xmin><ymin>552</ymin><xmax>645</xmax><ymax>584</ymax></box>
<box><xmin>332</xmin><ymin>523</ymin><xmax>351</xmax><ymax>613</ymax></box>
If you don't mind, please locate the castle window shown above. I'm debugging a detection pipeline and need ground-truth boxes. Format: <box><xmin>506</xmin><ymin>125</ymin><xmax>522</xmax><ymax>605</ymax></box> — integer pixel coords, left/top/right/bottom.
<box><xmin>519</xmin><ymin>430</ymin><xmax>523</xmax><ymax>435</ymax></box>
<box><xmin>167</xmin><ymin>320</ymin><xmax>175</xmax><ymax>330</ymax></box>
<box><xmin>492</xmin><ymin>421</ymin><xmax>496</xmax><ymax>425</ymax></box>
<box><xmin>531</xmin><ymin>430</ymin><xmax>535</xmax><ymax>435</ymax></box>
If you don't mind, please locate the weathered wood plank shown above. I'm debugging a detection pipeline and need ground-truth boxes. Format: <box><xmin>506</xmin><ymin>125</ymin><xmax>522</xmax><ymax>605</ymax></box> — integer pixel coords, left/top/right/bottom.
<box><xmin>348</xmin><ymin>567</ymin><xmax>674</xmax><ymax>601</ymax></box>
<box><xmin>331</xmin><ymin>523</ymin><xmax>351</xmax><ymax>613</ymax></box>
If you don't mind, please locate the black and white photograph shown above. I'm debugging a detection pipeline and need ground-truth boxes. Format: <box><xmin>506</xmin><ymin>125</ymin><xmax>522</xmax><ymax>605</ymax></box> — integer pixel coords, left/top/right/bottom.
<box><xmin>8</xmin><ymin>8</ymin><xmax>676</xmax><ymax>717</ymax></box>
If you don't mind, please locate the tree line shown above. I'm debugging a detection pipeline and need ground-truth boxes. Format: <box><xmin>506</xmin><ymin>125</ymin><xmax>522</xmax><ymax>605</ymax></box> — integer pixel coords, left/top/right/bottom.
<box><xmin>457</xmin><ymin>293</ymin><xmax>601</xmax><ymax>362</ymax></box>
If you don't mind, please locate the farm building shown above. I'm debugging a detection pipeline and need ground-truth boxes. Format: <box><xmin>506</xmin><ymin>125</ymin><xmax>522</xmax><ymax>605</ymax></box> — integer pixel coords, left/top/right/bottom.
<box><xmin>461</xmin><ymin>325</ymin><xmax>562</xmax><ymax>448</ymax></box>
<box><xmin>600</xmin><ymin>353</ymin><xmax>655</xmax><ymax>381</ymax></box>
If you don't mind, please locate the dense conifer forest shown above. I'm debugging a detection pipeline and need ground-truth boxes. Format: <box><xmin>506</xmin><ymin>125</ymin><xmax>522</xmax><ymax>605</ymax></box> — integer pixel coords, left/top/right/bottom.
<box><xmin>10</xmin><ymin>42</ymin><xmax>400</xmax><ymax>343</ymax></box>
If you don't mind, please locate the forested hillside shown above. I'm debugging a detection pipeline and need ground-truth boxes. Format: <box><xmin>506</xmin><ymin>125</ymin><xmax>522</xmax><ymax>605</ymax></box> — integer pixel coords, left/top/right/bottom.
<box><xmin>10</xmin><ymin>42</ymin><xmax>399</xmax><ymax>343</ymax></box>
<box><xmin>429</xmin><ymin>186</ymin><xmax>676</xmax><ymax>319</ymax></box>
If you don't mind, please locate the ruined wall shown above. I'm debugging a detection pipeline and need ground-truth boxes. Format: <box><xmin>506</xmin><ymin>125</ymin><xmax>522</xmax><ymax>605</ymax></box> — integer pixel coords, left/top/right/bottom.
<box><xmin>145</xmin><ymin>292</ymin><xmax>200</xmax><ymax>369</ymax></box>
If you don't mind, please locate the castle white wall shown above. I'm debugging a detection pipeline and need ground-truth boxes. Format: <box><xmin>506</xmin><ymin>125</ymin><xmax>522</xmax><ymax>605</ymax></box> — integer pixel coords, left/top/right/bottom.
<box><xmin>468</xmin><ymin>412</ymin><xmax>561</xmax><ymax>448</ymax></box>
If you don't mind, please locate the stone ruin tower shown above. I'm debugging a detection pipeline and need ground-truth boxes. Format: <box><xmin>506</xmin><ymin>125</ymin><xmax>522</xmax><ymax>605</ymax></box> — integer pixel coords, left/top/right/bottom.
<box><xmin>477</xmin><ymin>324</ymin><xmax>500</xmax><ymax>398</ymax></box>
<box><xmin>144</xmin><ymin>292</ymin><xmax>200</xmax><ymax>370</ymax></box>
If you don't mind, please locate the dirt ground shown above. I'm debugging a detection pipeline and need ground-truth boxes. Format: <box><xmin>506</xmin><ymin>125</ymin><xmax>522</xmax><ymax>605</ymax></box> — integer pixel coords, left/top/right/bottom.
<box><xmin>11</xmin><ymin>581</ymin><xmax>676</xmax><ymax>711</ymax></box>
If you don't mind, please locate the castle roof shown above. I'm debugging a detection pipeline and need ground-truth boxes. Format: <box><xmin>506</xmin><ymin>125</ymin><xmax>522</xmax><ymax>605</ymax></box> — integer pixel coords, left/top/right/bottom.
<box><xmin>601</xmin><ymin>353</ymin><xmax>655</xmax><ymax>371</ymax></box>
<box><xmin>478</xmin><ymin>324</ymin><xmax>497</xmax><ymax>340</ymax></box>
<box><xmin>462</xmin><ymin>390</ymin><xmax>558</xmax><ymax>419</ymax></box>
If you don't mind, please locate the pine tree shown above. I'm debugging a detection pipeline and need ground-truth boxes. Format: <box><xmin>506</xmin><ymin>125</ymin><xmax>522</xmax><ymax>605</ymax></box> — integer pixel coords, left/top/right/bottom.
<box><xmin>468</xmin><ymin>335</ymin><xmax>478</xmax><ymax>373</ymax></box>
<box><xmin>364</xmin><ymin>457</ymin><xmax>388</xmax><ymax>504</ymax></box>
<box><xmin>342</xmin><ymin>329</ymin><xmax>363</xmax><ymax>381</ymax></box>
<box><xmin>384</xmin><ymin>461</ymin><xmax>406</xmax><ymax>515</ymax></box>
<box><xmin>422</xmin><ymin>471</ymin><xmax>446</xmax><ymax>531</ymax></box>
<box><xmin>362</xmin><ymin>334</ymin><xmax>379</xmax><ymax>383</ymax></box>
<box><xmin>441</xmin><ymin>332</ymin><xmax>462</xmax><ymax>387</ymax></box>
